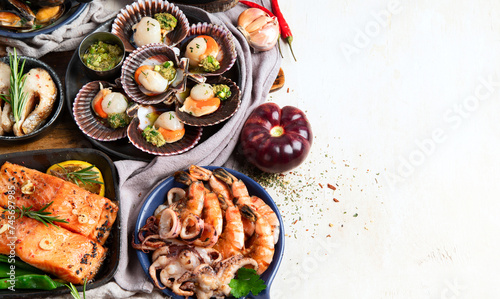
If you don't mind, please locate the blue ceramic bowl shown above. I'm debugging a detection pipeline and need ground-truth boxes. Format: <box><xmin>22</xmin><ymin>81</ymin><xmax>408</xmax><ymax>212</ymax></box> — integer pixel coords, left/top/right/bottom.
<box><xmin>135</xmin><ymin>166</ymin><xmax>285</xmax><ymax>299</ymax></box>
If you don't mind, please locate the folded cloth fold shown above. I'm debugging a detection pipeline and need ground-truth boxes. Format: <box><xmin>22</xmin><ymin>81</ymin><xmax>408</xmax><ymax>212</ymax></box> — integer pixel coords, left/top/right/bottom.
<box><xmin>113</xmin><ymin>1</ymin><xmax>281</xmax><ymax>295</ymax></box>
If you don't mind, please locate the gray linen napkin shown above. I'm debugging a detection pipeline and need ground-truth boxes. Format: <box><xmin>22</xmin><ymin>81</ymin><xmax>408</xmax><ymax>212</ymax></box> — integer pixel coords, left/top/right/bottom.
<box><xmin>0</xmin><ymin>1</ymin><xmax>120</xmax><ymax>58</ymax></box>
<box><xmin>113</xmin><ymin>1</ymin><xmax>281</xmax><ymax>294</ymax></box>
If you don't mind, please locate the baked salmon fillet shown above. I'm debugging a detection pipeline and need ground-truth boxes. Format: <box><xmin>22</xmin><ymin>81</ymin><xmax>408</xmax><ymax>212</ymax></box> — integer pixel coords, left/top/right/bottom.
<box><xmin>0</xmin><ymin>210</ymin><xmax>106</xmax><ymax>284</ymax></box>
<box><xmin>0</xmin><ymin>162</ymin><xmax>118</xmax><ymax>245</ymax></box>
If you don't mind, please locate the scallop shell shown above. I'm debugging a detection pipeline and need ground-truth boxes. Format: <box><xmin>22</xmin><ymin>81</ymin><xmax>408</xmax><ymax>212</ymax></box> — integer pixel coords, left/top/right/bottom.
<box><xmin>73</xmin><ymin>81</ymin><xmax>128</xmax><ymax>141</ymax></box>
<box><xmin>111</xmin><ymin>0</ymin><xmax>189</xmax><ymax>52</ymax></box>
<box><xmin>176</xmin><ymin>76</ymin><xmax>241</xmax><ymax>127</ymax></box>
<box><xmin>121</xmin><ymin>43</ymin><xmax>187</xmax><ymax>105</ymax></box>
<box><xmin>127</xmin><ymin>116</ymin><xmax>202</xmax><ymax>156</ymax></box>
<box><xmin>180</xmin><ymin>22</ymin><xmax>237</xmax><ymax>76</ymax></box>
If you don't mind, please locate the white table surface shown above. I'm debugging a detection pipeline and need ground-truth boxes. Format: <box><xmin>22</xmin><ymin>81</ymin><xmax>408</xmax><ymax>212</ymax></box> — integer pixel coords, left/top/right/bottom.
<box><xmin>267</xmin><ymin>0</ymin><xmax>500</xmax><ymax>298</ymax></box>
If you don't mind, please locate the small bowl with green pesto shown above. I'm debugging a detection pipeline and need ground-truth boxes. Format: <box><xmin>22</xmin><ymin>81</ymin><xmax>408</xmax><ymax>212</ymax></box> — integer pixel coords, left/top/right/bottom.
<box><xmin>78</xmin><ymin>32</ymin><xmax>126</xmax><ymax>80</ymax></box>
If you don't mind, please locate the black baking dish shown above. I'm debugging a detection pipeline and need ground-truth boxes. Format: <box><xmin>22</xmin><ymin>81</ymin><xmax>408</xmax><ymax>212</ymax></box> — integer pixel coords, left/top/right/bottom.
<box><xmin>0</xmin><ymin>148</ymin><xmax>120</xmax><ymax>298</ymax></box>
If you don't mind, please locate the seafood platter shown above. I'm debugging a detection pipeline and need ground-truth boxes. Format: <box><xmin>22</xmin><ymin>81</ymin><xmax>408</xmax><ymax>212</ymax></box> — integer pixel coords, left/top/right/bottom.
<box><xmin>0</xmin><ymin>148</ymin><xmax>120</xmax><ymax>297</ymax></box>
<box><xmin>0</xmin><ymin>0</ymin><xmax>284</xmax><ymax>298</ymax></box>
<box><xmin>134</xmin><ymin>165</ymin><xmax>284</xmax><ymax>298</ymax></box>
<box><xmin>65</xmin><ymin>0</ymin><xmax>241</xmax><ymax>160</ymax></box>
<box><xmin>0</xmin><ymin>0</ymin><xmax>90</xmax><ymax>38</ymax></box>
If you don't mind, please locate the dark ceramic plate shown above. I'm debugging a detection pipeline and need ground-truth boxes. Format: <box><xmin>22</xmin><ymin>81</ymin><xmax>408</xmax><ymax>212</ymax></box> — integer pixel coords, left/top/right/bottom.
<box><xmin>0</xmin><ymin>56</ymin><xmax>64</xmax><ymax>143</ymax></box>
<box><xmin>0</xmin><ymin>148</ymin><xmax>120</xmax><ymax>298</ymax></box>
<box><xmin>0</xmin><ymin>1</ymin><xmax>89</xmax><ymax>39</ymax></box>
<box><xmin>65</xmin><ymin>17</ymin><xmax>241</xmax><ymax>161</ymax></box>
<box><xmin>135</xmin><ymin>166</ymin><xmax>284</xmax><ymax>299</ymax></box>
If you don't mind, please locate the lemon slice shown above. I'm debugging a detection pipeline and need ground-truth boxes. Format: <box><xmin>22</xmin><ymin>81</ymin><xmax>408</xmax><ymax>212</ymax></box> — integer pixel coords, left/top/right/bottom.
<box><xmin>47</xmin><ymin>160</ymin><xmax>105</xmax><ymax>197</ymax></box>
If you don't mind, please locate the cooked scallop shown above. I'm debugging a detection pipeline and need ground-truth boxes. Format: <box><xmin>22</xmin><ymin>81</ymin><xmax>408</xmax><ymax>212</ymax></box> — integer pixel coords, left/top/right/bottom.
<box><xmin>190</xmin><ymin>83</ymin><xmax>214</xmax><ymax>101</ymax></box>
<box><xmin>154</xmin><ymin>111</ymin><xmax>184</xmax><ymax>131</ymax></box>
<box><xmin>179</xmin><ymin>83</ymin><xmax>220</xmax><ymax>117</ymax></box>
<box><xmin>135</xmin><ymin>66</ymin><xmax>170</xmax><ymax>94</ymax></box>
<box><xmin>185</xmin><ymin>35</ymin><xmax>219</xmax><ymax>67</ymax></box>
<box><xmin>138</xmin><ymin>68</ymin><xmax>169</xmax><ymax>93</ymax></box>
<box><xmin>133</xmin><ymin>17</ymin><xmax>162</xmax><ymax>47</ymax></box>
<box><xmin>154</xmin><ymin>111</ymin><xmax>185</xmax><ymax>143</ymax></box>
<box><xmin>102</xmin><ymin>92</ymin><xmax>128</xmax><ymax>114</ymax></box>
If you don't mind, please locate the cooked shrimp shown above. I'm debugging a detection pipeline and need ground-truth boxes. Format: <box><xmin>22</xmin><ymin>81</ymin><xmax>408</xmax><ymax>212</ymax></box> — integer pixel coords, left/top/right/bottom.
<box><xmin>201</xmin><ymin>192</ymin><xmax>223</xmax><ymax>236</ymax></box>
<box><xmin>242</xmin><ymin>211</ymin><xmax>274</xmax><ymax>275</ymax></box>
<box><xmin>191</xmin><ymin>193</ymin><xmax>223</xmax><ymax>247</ymax></box>
<box><xmin>170</xmin><ymin>181</ymin><xmax>206</xmax><ymax>242</ymax></box>
<box><xmin>241</xmin><ymin>216</ymin><xmax>255</xmax><ymax>237</ymax></box>
<box><xmin>213</xmin><ymin>206</ymin><xmax>244</xmax><ymax>259</ymax></box>
<box><xmin>189</xmin><ymin>165</ymin><xmax>212</xmax><ymax>181</ymax></box>
<box><xmin>235</xmin><ymin>196</ymin><xmax>280</xmax><ymax>244</ymax></box>
<box><xmin>172</xmin><ymin>181</ymin><xmax>205</xmax><ymax>218</ymax></box>
<box><xmin>16</xmin><ymin>68</ymin><xmax>57</xmax><ymax>135</ymax></box>
<box><xmin>214</xmin><ymin>168</ymin><xmax>280</xmax><ymax>244</ymax></box>
<box><xmin>186</xmin><ymin>165</ymin><xmax>233</xmax><ymax>210</ymax></box>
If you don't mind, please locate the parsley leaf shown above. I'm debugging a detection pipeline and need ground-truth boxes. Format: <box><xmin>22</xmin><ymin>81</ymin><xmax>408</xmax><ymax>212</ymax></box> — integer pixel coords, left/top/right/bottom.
<box><xmin>229</xmin><ymin>268</ymin><xmax>267</xmax><ymax>298</ymax></box>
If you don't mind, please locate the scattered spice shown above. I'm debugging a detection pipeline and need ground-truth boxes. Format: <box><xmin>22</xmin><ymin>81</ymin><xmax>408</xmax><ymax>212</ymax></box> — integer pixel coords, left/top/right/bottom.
<box><xmin>327</xmin><ymin>183</ymin><xmax>336</xmax><ymax>190</ymax></box>
<box><xmin>333</xmin><ymin>198</ymin><xmax>339</xmax><ymax>203</ymax></box>
<box><xmin>318</xmin><ymin>183</ymin><xmax>323</xmax><ymax>188</ymax></box>
<box><xmin>353</xmin><ymin>213</ymin><xmax>358</xmax><ymax>217</ymax></box>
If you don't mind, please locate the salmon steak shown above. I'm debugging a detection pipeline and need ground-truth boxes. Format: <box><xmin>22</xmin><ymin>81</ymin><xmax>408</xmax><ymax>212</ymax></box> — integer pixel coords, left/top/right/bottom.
<box><xmin>0</xmin><ymin>210</ymin><xmax>106</xmax><ymax>284</ymax></box>
<box><xmin>0</xmin><ymin>162</ymin><xmax>118</xmax><ymax>245</ymax></box>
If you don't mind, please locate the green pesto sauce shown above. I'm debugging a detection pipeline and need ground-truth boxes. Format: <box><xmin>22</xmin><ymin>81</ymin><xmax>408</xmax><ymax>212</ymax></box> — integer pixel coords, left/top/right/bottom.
<box><xmin>153</xmin><ymin>61</ymin><xmax>176</xmax><ymax>81</ymax></box>
<box><xmin>200</xmin><ymin>55</ymin><xmax>220</xmax><ymax>73</ymax></box>
<box><xmin>154</xmin><ymin>13</ymin><xmax>177</xmax><ymax>32</ymax></box>
<box><xmin>213</xmin><ymin>84</ymin><xmax>231</xmax><ymax>100</ymax></box>
<box><xmin>83</xmin><ymin>41</ymin><xmax>123</xmax><ymax>71</ymax></box>
<box><xmin>107</xmin><ymin>112</ymin><xmax>131</xmax><ymax>129</ymax></box>
<box><xmin>142</xmin><ymin>125</ymin><xmax>166</xmax><ymax>147</ymax></box>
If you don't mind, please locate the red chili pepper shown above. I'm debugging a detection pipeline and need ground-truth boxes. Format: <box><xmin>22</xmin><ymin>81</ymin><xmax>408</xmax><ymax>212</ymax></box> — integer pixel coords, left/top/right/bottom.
<box><xmin>271</xmin><ymin>0</ymin><xmax>297</xmax><ymax>61</ymax></box>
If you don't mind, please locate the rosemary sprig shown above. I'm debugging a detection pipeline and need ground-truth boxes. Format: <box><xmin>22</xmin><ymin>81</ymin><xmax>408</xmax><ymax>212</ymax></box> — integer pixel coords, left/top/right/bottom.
<box><xmin>56</xmin><ymin>164</ymin><xmax>104</xmax><ymax>187</ymax></box>
<box><xmin>66</xmin><ymin>278</ymin><xmax>87</xmax><ymax>299</ymax></box>
<box><xmin>15</xmin><ymin>201</ymin><xmax>69</xmax><ymax>228</ymax></box>
<box><xmin>0</xmin><ymin>48</ymin><xmax>28</xmax><ymax>126</ymax></box>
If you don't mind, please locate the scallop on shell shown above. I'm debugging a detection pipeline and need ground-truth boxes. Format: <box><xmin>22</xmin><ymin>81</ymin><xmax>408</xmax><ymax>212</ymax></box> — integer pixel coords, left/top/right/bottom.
<box><xmin>180</xmin><ymin>22</ymin><xmax>237</xmax><ymax>76</ymax></box>
<box><xmin>175</xmin><ymin>76</ymin><xmax>241</xmax><ymax>127</ymax></box>
<box><xmin>111</xmin><ymin>0</ymin><xmax>189</xmax><ymax>52</ymax></box>
<box><xmin>121</xmin><ymin>43</ymin><xmax>187</xmax><ymax>105</ymax></box>
<box><xmin>127</xmin><ymin>105</ymin><xmax>203</xmax><ymax>156</ymax></box>
<box><xmin>73</xmin><ymin>81</ymin><xmax>129</xmax><ymax>141</ymax></box>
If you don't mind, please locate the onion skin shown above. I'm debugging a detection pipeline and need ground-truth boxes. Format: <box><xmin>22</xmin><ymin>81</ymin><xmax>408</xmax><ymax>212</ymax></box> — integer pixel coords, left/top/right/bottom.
<box><xmin>237</xmin><ymin>8</ymin><xmax>280</xmax><ymax>52</ymax></box>
<box><xmin>240</xmin><ymin>103</ymin><xmax>313</xmax><ymax>173</ymax></box>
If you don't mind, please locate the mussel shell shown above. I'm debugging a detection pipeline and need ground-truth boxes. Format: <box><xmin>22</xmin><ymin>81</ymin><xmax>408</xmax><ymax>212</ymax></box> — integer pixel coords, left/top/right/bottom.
<box><xmin>127</xmin><ymin>115</ymin><xmax>202</xmax><ymax>156</ymax></box>
<box><xmin>8</xmin><ymin>0</ymin><xmax>35</xmax><ymax>21</ymax></box>
<box><xmin>179</xmin><ymin>22</ymin><xmax>237</xmax><ymax>76</ymax></box>
<box><xmin>121</xmin><ymin>43</ymin><xmax>185</xmax><ymax>105</ymax></box>
<box><xmin>111</xmin><ymin>0</ymin><xmax>189</xmax><ymax>52</ymax></box>
<box><xmin>175</xmin><ymin>76</ymin><xmax>241</xmax><ymax>127</ymax></box>
<box><xmin>73</xmin><ymin>81</ymin><xmax>129</xmax><ymax>141</ymax></box>
<box><xmin>0</xmin><ymin>10</ymin><xmax>32</xmax><ymax>29</ymax></box>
